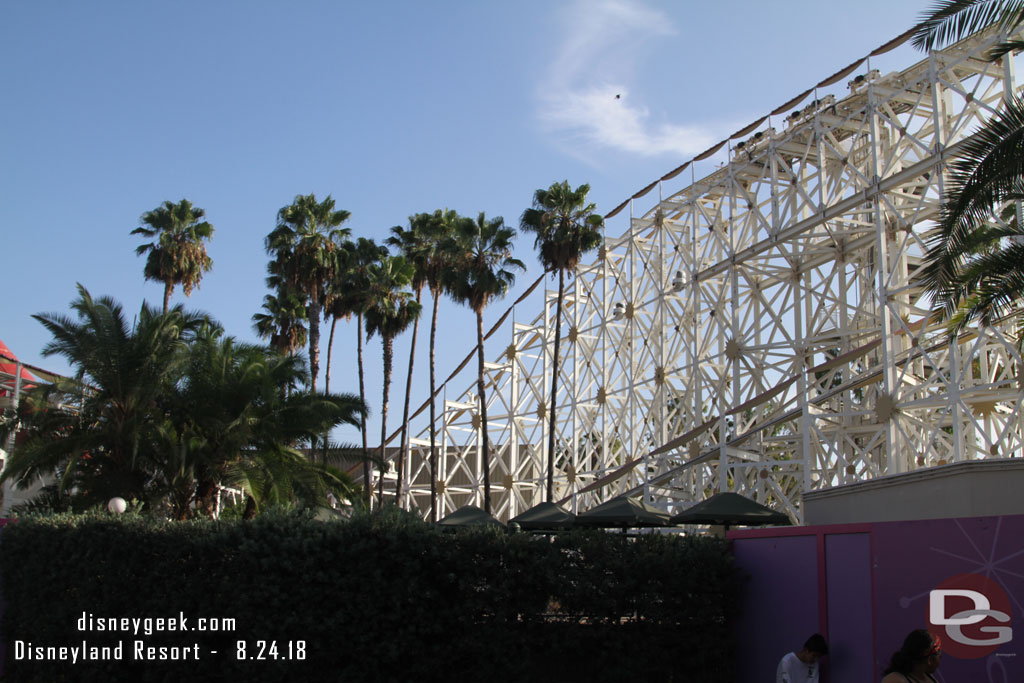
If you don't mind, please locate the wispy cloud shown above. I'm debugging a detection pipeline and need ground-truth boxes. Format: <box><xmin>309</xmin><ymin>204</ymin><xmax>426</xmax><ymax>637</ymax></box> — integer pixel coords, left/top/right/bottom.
<box><xmin>540</xmin><ymin>84</ymin><xmax>715</xmax><ymax>157</ymax></box>
<box><xmin>538</xmin><ymin>0</ymin><xmax>716</xmax><ymax>159</ymax></box>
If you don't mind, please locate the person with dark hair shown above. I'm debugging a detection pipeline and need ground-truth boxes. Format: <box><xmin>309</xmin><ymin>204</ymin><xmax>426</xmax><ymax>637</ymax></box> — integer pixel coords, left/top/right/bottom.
<box><xmin>881</xmin><ymin>629</ymin><xmax>941</xmax><ymax>682</ymax></box>
<box><xmin>776</xmin><ymin>633</ymin><xmax>829</xmax><ymax>683</ymax></box>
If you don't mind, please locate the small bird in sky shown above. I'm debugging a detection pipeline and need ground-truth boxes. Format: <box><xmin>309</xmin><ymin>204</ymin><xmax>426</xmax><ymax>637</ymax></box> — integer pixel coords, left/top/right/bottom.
<box><xmin>615</xmin><ymin>94</ymin><xmax>621</xmax><ymax>99</ymax></box>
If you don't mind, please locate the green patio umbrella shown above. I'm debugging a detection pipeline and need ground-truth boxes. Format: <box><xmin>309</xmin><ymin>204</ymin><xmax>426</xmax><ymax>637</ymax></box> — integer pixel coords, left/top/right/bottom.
<box><xmin>670</xmin><ymin>492</ymin><xmax>791</xmax><ymax>529</ymax></box>
<box><xmin>436</xmin><ymin>505</ymin><xmax>506</xmax><ymax>529</ymax></box>
<box><xmin>509</xmin><ymin>502</ymin><xmax>577</xmax><ymax>531</ymax></box>
<box><xmin>575</xmin><ymin>496</ymin><xmax>670</xmax><ymax>528</ymax></box>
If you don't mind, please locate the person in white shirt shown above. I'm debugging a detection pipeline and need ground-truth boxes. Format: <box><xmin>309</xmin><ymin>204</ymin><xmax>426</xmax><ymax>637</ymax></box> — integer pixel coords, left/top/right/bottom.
<box><xmin>776</xmin><ymin>633</ymin><xmax>828</xmax><ymax>683</ymax></box>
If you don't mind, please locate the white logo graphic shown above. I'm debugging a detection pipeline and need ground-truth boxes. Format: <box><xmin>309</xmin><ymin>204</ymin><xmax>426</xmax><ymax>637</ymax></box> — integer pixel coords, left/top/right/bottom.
<box><xmin>930</xmin><ymin>589</ymin><xmax>1012</xmax><ymax>647</ymax></box>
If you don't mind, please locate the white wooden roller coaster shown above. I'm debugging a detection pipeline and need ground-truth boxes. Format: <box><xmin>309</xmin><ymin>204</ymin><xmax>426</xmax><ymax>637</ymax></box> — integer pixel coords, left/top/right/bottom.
<box><xmin>379</xmin><ymin>24</ymin><xmax>1024</xmax><ymax>523</ymax></box>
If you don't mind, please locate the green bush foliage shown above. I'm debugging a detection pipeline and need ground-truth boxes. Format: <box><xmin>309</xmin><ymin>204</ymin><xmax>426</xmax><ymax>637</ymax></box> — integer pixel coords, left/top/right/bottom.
<box><xmin>0</xmin><ymin>510</ymin><xmax>737</xmax><ymax>682</ymax></box>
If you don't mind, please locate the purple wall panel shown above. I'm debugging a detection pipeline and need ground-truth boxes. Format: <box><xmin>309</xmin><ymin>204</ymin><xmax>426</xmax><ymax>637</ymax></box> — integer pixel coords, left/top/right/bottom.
<box><xmin>732</xmin><ymin>535</ymin><xmax>819</xmax><ymax>683</ymax></box>
<box><xmin>732</xmin><ymin>515</ymin><xmax>1024</xmax><ymax>683</ymax></box>
<box><xmin>871</xmin><ymin>515</ymin><xmax>1024</xmax><ymax>683</ymax></box>
<box><xmin>825</xmin><ymin>533</ymin><xmax>873</xmax><ymax>683</ymax></box>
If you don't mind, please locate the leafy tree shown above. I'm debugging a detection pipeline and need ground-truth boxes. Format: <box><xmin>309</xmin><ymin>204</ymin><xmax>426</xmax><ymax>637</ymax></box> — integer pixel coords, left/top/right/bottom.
<box><xmin>132</xmin><ymin>198</ymin><xmax>214</xmax><ymax>313</ymax></box>
<box><xmin>3</xmin><ymin>286</ymin><xmax>368</xmax><ymax>519</ymax></box>
<box><xmin>913</xmin><ymin>1</ymin><xmax>1024</xmax><ymax>335</ymax></box>
<box><xmin>520</xmin><ymin>181</ymin><xmax>603</xmax><ymax>501</ymax></box>
<box><xmin>265</xmin><ymin>193</ymin><xmax>351</xmax><ymax>391</ymax></box>
<box><xmin>364</xmin><ymin>255</ymin><xmax>422</xmax><ymax>505</ymax></box>
<box><xmin>445</xmin><ymin>212</ymin><xmax>524</xmax><ymax>514</ymax></box>
<box><xmin>168</xmin><ymin>325</ymin><xmax>366</xmax><ymax>519</ymax></box>
<box><xmin>1</xmin><ymin>285</ymin><xmax>206</xmax><ymax>508</ymax></box>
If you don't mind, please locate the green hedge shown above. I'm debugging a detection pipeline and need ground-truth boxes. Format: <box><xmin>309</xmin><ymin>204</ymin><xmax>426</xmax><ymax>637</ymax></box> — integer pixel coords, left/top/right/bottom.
<box><xmin>0</xmin><ymin>510</ymin><xmax>737</xmax><ymax>682</ymax></box>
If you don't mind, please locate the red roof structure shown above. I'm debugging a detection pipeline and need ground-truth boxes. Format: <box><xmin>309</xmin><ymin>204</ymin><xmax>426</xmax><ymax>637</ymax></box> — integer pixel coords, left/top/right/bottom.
<box><xmin>0</xmin><ymin>338</ymin><xmax>36</xmax><ymax>398</ymax></box>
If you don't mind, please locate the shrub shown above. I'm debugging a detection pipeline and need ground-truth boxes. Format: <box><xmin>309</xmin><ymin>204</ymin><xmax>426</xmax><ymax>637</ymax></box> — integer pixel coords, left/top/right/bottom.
<box><xmin>0</xmin><ymin>510</ymin><xmax>736</xmax><ymax>682</ymax></box>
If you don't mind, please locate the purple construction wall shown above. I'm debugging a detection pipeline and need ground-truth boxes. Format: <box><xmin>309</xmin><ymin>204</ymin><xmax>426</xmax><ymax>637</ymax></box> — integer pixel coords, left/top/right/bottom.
<box><xmin>730</xmin><ymin>515</ymin><xmax>1024</xmax><ymax>683</ymax></box>
<box><xmin>732</xmin><ymin>535</ymin><xmax>819</xmax><ymax>682</ymax></box>
<box><xmin>824</xmin><ymin>533</ymin><xmax>874</xmax><ymax>682</ymax></box>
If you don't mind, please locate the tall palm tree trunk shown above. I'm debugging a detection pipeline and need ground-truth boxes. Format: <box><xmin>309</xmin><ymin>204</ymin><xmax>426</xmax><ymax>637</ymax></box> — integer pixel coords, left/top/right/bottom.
<box><xmin>395</xmin><ymin>289</ymin><xmax>422</xmax><ymax>505</ymax></box>
<box><xmin>378</xmin><ymin>335</ymin><xmax>395</xmax><ymax>506</ymax></box>
<box><xmin>321</xmin><ymin>314</ymin><xmax>340</xmax><ymax>462</ymax></box>
<box><xmin>429</xmin><ymin>289</ymin><xmax>441</xmax><ymax>522</ymax></box>
<box><xmin>358</xmin><ymin>313</ymin><xmax>371</xmax><ymax>507</ymax></box>
<box><xmin>476</xmin><ymin>310</ymin><xmax>492</xmax><ymax>514</ymax></box>
<box><xmin>172</xmin><ymin>493</ymin><xmax>192</xmax><ymax>521</ymax></box>
<box><xmin>162</xmin><ymin>281</ymin><xmax>173</xmax><ymax>314</ymax></box>
<box><xmin>325</xmin><ymin>315</ymin><xmax>338</xmax><ymax>394</ymax></box>
<box><xmin>547</xmin><ymin>269</ymin><xmax>565</xmax><ymax>502</ymax></box>
<box><xmin>308</xmin><ymin>301</ymin><xmax>322</xmax><ymax>391</ymax></box>
<box><xmin>196</xmin><ymin>474</ymin><xmax>218</xmax><ymax>519</ymax></box>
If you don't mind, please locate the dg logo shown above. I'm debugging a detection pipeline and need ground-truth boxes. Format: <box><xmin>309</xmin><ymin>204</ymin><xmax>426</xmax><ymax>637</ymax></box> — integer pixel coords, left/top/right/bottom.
<box><xmin>929</xmin><ymin>573</ymin><xmax>1013</xmax><ymax>659</ymax></box>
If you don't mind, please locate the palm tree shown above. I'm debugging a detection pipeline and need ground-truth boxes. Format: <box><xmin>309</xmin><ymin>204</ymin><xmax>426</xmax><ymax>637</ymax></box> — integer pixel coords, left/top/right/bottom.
<box><xmin>173</xmin><ymin>326</ymin><xmax>366</xmax><ymax>519</ymax></box>
<box><xmin>384</xmin><ymin>208</ymin><xmax>461</xmax><ymax>519</ymax></box>
<box><xmin>920</xmin><ymin>108</ymin><xmax>1024</xmax><ymax>334</ymax></box>
<box><xmin>323</xmin><ymin>248</ymin><xmax>354</xmax><ymax>396</ymax></box>
<box><xmin>1</xmin><ymin>284</ymin><xmax>206</xmax><ymax>509</ymax></box>
<box><xmin>913</xmin><ymin>1</ymin><xmax>1024</xmax><ymax>335</ymax></box>
<box><xmin>265</xmin><ymin>193</ymin><xmax>351</xmax><ymax>391</ymax></box>
<box><xmin>252</xmin><ymin>288</ymin><xmax>308</xmax><ymax>357</ymax></box>
<box><xmin>132</xmin><ymin>199</ymin><xmax>215</xmax><ymax>313</ymax></box>
<box><xmin>520</xmin><ymin>181</ymin><xmax>603</xmax><ymax>502</ymax></box>
<box><xmin>912</xmin><ymin>1</ymin><xmax>1024</xmax><ymax>57</ymax></box>
<box><xmin>330</xmin><ymin>237</ymin><xmax>388</xmax><ymax>505</ymax></box>
<box><xmin>384</xmin><ymin>212</ymin><xmax>435</xmax><ymax>505</ymax></box>
<box><xmin>445</xmin><ymin>212</ymin><xmax>524</xmax><ymax>514</ymax></box>
<box><xmin>3</xmin><ymin>288</ymin><xmax>368</xmax><ymax>519</ymax></box>
<box><xmin>421</xmin><ymin>209</ymin><xmax>461</xmax><ymax>520</ymax></box>
<box><xmin>364</xmin><ymin>255</ymin><xmax>421</xmax><ymax>506</ymax></box>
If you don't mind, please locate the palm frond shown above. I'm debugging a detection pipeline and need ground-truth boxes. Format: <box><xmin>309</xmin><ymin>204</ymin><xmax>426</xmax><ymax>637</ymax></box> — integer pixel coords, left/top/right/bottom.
<box><xmin>912</xmin><ymin>0</ymin><xmax>1024</xmax><ymax>51</ymax></box>
<box><xmin>921</xmin><ymin>95</ymin><xmax>1024</xmax><ymax>320</ymax></box>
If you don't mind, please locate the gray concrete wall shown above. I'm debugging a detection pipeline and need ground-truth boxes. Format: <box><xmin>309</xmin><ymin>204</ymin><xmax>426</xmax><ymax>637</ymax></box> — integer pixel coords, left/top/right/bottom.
<box><xmin>803</xmin><ymin>458</ymin><xmax>1024</xmax><ymax>525</ymax></box>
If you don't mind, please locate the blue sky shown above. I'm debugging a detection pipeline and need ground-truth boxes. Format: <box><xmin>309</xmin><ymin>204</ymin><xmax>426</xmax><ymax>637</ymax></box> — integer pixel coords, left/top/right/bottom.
<box><xmin>2</xmin><ymin>1</ymin><xmax>925</xmax><ymax>446</ymax></box>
